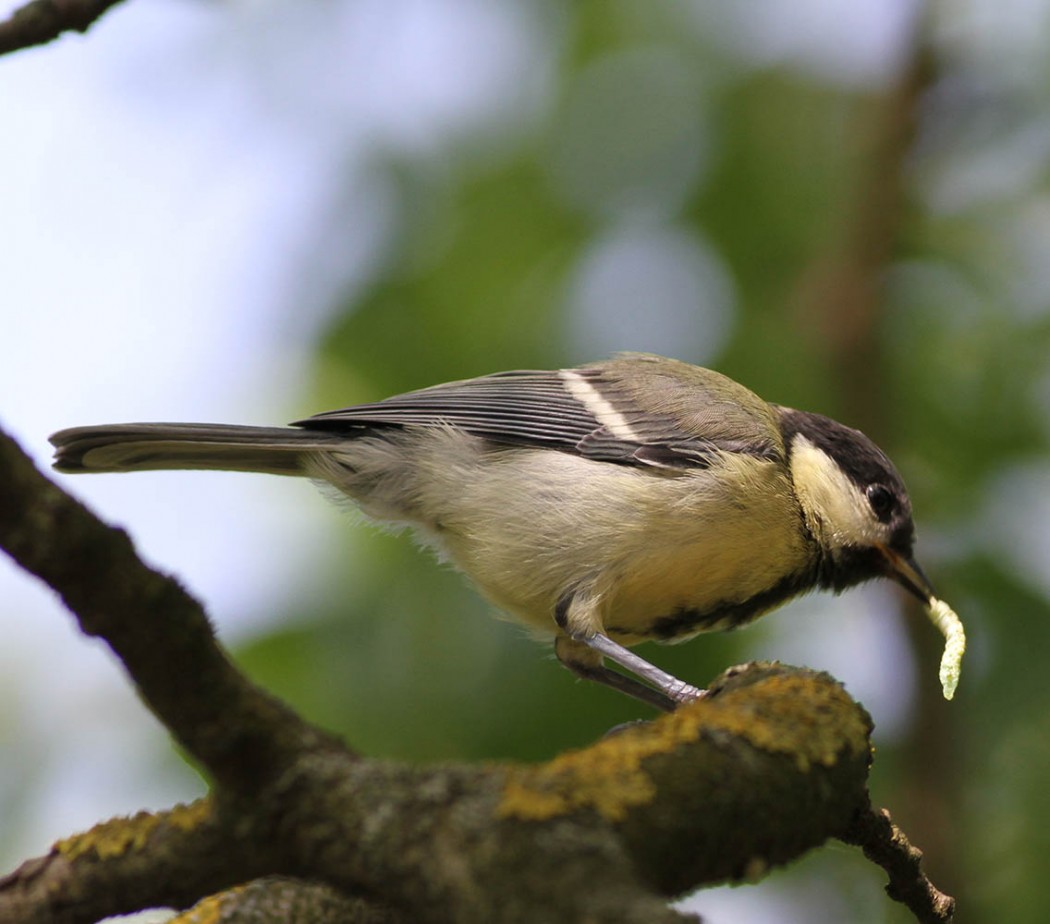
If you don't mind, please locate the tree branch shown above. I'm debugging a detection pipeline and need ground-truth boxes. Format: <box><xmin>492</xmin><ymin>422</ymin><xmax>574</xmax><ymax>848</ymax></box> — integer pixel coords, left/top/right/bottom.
<box><xmin>0</xmin><ymin>0</ymin><xmax>127</xmax><ymax>57</ymax></box>
<box><xmin>0</xmin><ymin>800</ymin><xmax>260</xmax><ymax>923</ymax></box>
<box><xmin>843</xmin><ymin>806</ymin><xmax>956</xmax><ymax>924</ymax></box>
<box><xmin>0</xmin><ymin>662</ymin><xmax>874</xmax><ymax>923</ymax></box>
<box><xmin>0</xmin><ymin>424</ymin><xmax>347</xmax><ymax>798</ymax></box>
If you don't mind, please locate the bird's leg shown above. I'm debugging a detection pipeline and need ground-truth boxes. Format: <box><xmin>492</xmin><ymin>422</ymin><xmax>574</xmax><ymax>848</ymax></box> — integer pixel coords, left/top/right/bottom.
<box><xmin>554</xmin><ymin>586</ymin><xmax>706</xmax><ymax>711</ymax></box>
<box><xmin>555</xmin><ymin>637</ymin><xmax>679</xmax><ymax>712</ymax></box>
<box><xmin>554</xmin><ymin>635</ymin><xmax>705</xmax><ymax>712</ymax></box>
<box><xmin>585</xmin><ymin>632</ymin><xmax>705</xmax><ymax>704</ymax></box>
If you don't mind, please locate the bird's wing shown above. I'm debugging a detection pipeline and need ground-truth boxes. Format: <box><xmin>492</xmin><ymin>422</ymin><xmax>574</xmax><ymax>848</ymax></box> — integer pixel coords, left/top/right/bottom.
<box><xmin>296</xmin><ymin>357</ymin><xmax>784</xmax><ymax>470</ymax></box>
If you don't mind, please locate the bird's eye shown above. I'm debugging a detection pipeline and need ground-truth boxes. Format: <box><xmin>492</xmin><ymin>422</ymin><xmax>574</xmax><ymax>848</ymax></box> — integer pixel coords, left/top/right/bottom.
<box><xmin>866</xmin><ymin>484</ymin><xmax>895</xmax><ymax>521</ymax></box>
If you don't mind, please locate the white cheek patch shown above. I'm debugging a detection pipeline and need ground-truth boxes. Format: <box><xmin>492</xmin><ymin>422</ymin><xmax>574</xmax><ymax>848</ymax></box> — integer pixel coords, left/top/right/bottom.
<box><xmin>788</xmin><ymin>436</ymin><xmax>881</xmax><ymax>548</ymax></box>
<box><xmin>559</xmin><ymin>369</ymin><xmax>640</xmax><ymax>442</ymax></box>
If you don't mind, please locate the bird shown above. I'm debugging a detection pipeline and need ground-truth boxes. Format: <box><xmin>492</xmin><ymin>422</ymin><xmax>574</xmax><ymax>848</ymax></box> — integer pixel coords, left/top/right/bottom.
<box><xmin>50</xmin><ymin>353</ymin><xmax>937</xmax><ymax>712</ymax></box>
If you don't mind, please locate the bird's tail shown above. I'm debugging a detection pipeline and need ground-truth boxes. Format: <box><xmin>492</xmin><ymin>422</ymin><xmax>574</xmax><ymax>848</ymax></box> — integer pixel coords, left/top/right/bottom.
<box><xmin>50</xmin><ymin>423</ymin><xmax>350</xmax><ymax>477</ymax></box>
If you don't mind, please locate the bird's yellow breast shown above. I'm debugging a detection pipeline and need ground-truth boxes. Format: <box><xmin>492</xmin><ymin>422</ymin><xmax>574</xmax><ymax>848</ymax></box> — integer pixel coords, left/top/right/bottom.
<box><xmin>419</xmin><ymin>447</ymin><xmax>816</xmax><ymax>644</ymax></box>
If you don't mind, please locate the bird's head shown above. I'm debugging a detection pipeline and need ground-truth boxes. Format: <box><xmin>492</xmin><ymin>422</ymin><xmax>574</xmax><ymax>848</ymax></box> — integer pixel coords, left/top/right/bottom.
<box><xmin>778</xmin><ymin>408</ymin><xmax>934</xmax><ymax>604</ymax></box>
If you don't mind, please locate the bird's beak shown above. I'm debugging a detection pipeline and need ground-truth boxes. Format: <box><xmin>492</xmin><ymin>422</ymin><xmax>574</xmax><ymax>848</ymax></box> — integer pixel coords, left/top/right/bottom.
<box><xmin>880</xmin><ymin>546</ymin><xmax>936</xmax><ymax>604</ymax></box>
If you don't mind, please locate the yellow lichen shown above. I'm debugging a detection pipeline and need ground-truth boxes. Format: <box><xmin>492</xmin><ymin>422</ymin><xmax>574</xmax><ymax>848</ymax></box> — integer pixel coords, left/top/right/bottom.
<box><xmin>167</xmin><ymin>797</ymin><xmax>213</xmax><ymax>831</ymax></box>
<box><xmin>55</xmin><ymin>799</ymin><xmax>212</xmax><ymax>861</ymax></box>
<box><xmin>684</xmin><ymin>673</ymin><xmax>872</xmax><ymax>772</ymax></box>
<box><xmin>498</xmin><ymin>671</ymin><xmax>869</xmax><ymax>822</ymax></box>
<box><xmin>500</xmin><ymin>756</ymin><xmax>656</xmax><ymax>822</ymax></box>
<box><xmin>56</xmin><ymin>811</ymin><xmax>162</xmax><ymax>861</ymax></box>
<box><xmin>171</xmin><ymin>885</ymin><xmax>247</xmax><ymax>924</ymax></box>
<box><xmin>498</xmin><ymin>715</ymin><xmax>680</xmax><ymax>822</ymax></box>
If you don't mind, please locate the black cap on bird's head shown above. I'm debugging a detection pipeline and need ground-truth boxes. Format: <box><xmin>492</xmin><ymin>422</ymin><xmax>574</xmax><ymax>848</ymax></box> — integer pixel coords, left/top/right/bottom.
<box><xmin>777</xmin><ymin>408</ymin><xmax>935</xmax><ymax>604</ymax></box>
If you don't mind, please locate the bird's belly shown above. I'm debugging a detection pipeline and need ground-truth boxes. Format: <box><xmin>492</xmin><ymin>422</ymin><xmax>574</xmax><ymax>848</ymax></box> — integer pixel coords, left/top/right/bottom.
<box><xmin>598</xmin><ymin>521</ymin><xmax>814</xmax><ymax>643</ymax></box>
<box><xmin>415</xmin><ymin>447</ymin><xmax>816</xmax><ymax>643</ymax></box>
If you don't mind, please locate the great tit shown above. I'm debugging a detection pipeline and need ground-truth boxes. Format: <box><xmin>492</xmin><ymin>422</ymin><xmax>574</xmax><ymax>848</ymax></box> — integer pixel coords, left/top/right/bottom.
<box><xmin>50</xmin><ymin>353</ymin><xmax>946</xmax><ymax>712</ymax></box>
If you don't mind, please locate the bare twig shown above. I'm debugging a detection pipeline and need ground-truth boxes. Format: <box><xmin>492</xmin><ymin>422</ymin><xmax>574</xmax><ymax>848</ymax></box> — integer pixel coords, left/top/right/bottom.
<box><xmin>0</xmin><ymin>0</ymin><xmax>127</xmax><ymax>56</ymax></box>
<box><xmin>843</xmin><ymin>806</ymin><xmax>955</xmax><ymax>924</ymax></box>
